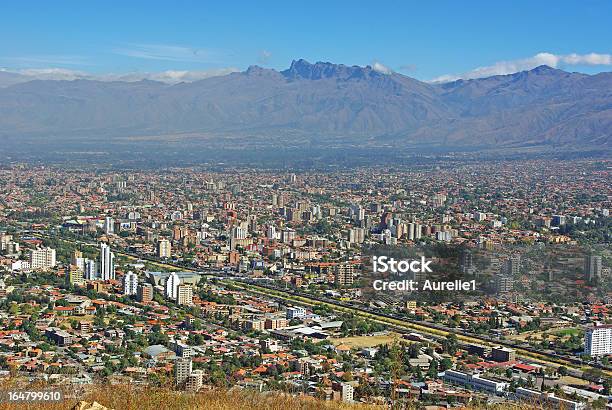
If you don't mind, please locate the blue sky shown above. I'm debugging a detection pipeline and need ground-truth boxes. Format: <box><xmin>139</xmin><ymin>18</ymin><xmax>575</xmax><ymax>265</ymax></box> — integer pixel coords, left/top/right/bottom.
<box><xmin>1</xmin><ymin>1</ymin><xmax>611</xmax><ymax>82</ymax></box>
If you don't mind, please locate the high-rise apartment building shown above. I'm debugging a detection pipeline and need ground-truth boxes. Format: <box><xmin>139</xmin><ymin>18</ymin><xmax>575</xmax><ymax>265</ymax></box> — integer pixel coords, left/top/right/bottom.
<box><xmin>495</xmin><ymin>274</ymin><xmax>513</xmax><ymax>294</ymax></box>
<box><xmin>341</xmin><ymin>383</ymin><xmax>354</xmax><ymax>402</ymax></box>
<box><xmin>137</xmin><ymin>283</ymin><xmax>153</xmax><ymax>303</ymax></box>
<box><xmin>165</xmin><ymin>272</ymin><xmax>180</xmax><ymax>300</ymax></box>
<box><xmin>29</xmin><ymin>247</ymin><xmax>57</xmax><ymax>270</ymax></box>
<box><xmin>99</xmin><ymin>243</ymin><xmax>115</xmax><ymax>280</ymax></box>
<box><xmin>177</xmin><ymin>284</ymin><xmax>193</xmax><ymax>306</ymax></box>
<box><xmin>71</xmin><ymin>249</ymin><xmax>83</xmax><ymax>265</ymax></box>
<box><xmin>281</xmin><ymin>228</ymin><xmax>296</xmax><ymax>243</ymax></box>
<box><xmin>104</xmin><ymin>216</ymin><xmax>114</xmax><ymax>234</ymax></box>
<box><xmin>334</xmin><ymin>263</ymin><xmax>354</xmax><ymax>288</ymax></box>
<box><xmin>248</xmin><ymin>215</ymin><xmax>258</xmax><ymax>232</ymax></box>
<box><xmin>231</xmin><ymin>226</ymin><xmax>247</xmax><ymax>240</ymax></box>
<box><xmin>267</xmin><ymin>225</ymin><xmax>277</xmax><ymax>240</ymax></box>
<box><xmin>186</xmin><ymin>370</ymin><xmax>204</xmax><ymax>391</ymax></box>
<box><xmin>431</xmin><ymin>193</ymin><xmax>447</xmax><ymax>208</ymax></box>
<box><xmin>0</xmin><ymin>232</ymin><xmax>12</xmax><ymax>252</ymax></box>
<box><xmin>157</xmin><ymin>238</ymin><xmax>171</xmax><ymax>258</ymax></box>
<box><xmin>123</xmin><ymin>271</ymin><xmax>138</xmax><ymax>295</ymax></box>
<box><xmin>347</xmin><ymin>227</ymin><xmax>365</xmax><ymax>244</ymax></box>
<box><xmin>413</xmin><ymin>223</ymin><xmax>422</xmax><ymax>240</ymax></box>
<box><xmin>175</xmin><ymin>357</ymin><xmax>192</xmax><ymax>386</ymax></box>
<box><xmin>460</xmin><ymin>250</ymin><xmax>475</xmax><ymax>274</ymax></box>
<box><xmin>585</xmin><ymin>255</ymin><xmax>602</xmax><ymax>282</ymax></box>
<box><xmin>585</xmin><ymin>326</ymin><xmax>612</xmax><ymax>356</ymax></box>
<box><xmin>84</xmin><ymin>259</ymin><xmax>97</xmax><ymax>280</ymax></box>
<box><xmin>65</xmin><ymin>265</ymin><xmax>84</xmax><ymax>286</ymax></box>
<box><xmin>506</xmin><ymin>254</ymin><xmax>521</xmax><ymax>275</ymax></box>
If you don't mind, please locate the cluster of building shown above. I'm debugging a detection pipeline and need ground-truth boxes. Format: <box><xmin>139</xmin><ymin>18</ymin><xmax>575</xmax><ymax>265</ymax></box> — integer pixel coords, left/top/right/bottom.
<box><xmin>0</xmin><ymin>159</ymin><xmax>609</xmax><ymax>407</ymax></box>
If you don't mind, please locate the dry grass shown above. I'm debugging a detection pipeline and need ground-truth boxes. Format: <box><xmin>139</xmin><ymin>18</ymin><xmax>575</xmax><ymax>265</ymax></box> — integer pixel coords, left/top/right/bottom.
<box><xmin>0</xmin><ymin>383</ymin><xmax>547</xmax><ymax>410</ymax></box>
<box><xmin>558</xmin><ymin>375</ymin><xmax>589</xmax><ymax>386</ymax></box>
<box><xmin>0</xmin><ymin>384</ymin><xmax>378</xmax><ymax>410</ymax></box>
<box><xmin>329</xmin><ymin>333</ymin><xmax>401</xmax><ymax>349</ymax></box>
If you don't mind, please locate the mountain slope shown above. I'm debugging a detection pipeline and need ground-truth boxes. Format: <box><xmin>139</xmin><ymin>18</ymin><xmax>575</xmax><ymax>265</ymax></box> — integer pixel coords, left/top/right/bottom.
<box><xmin>435</xmin><ymin>67</ymin><xmax>612</xmax><ymax>146</ymax></box>
<box><xmin>0</xmin><ymin>60</ymin><xmax>610</xmax><ymax>151</ymax></box>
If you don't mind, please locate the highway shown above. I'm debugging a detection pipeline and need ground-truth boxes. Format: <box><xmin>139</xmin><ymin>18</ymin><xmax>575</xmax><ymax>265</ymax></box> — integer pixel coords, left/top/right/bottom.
<box><xmin>229</xmin><ymin>280</ymin><xmax>602</xmax><ymax>380</ymax></box>
<box><xmin>25</xmin><ymin>231</ymin><xmax>611</xmax><ymax>380</ymax></box>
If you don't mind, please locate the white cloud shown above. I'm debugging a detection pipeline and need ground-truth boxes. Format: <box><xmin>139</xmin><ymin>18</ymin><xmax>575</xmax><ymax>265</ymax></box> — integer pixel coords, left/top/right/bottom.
<box><xmin>430</xmin><ymin>52</ymin><xmax>612</xmax><ymax>83</ymax></box>
<box><xmin>4</xmin><ymin>68</ymin><xmax>239</xmax><ymax>84</ymax></box>
<box><xmin>110</xmin><ymin>68</ymin><xmax>239</xmax><ymax>83</ymax></box>
<box><xmin>113</xmin><ymin>43</ymin><xmax>216</xmax><ymax>63</ymax></box>
<box><xmin>372</xmin><ymin>61</ymin><xmax>392</xmax><ymax>74</ymax></box>
<box><xmin>17</xmin><ymin>68</ymin><xmax>89</xmax><ymax>80</ymax></box>
<box><xmin>562</xmin><ymin>52</ymin><xmax>612</xmax><ymax>65</ymax></box>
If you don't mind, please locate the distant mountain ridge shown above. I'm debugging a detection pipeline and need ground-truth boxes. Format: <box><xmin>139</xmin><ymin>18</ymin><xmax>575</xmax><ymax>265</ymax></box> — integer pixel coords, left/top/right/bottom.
<box><xmin>0</xmin><ymin>59</ymin><xmax>610</xmax><ymax>151</ymax></box>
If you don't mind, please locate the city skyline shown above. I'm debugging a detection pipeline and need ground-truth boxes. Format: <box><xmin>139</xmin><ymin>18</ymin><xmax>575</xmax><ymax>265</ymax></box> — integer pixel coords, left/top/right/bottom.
<box><xmin>0</xmin><ymin>159</ymin><xmax>609</xmax><ymax>408</ymax></box>
<box><xmin>0</xmin><ymin>3</ymin><xmax>610</xmax><ymax>409</ymax></box>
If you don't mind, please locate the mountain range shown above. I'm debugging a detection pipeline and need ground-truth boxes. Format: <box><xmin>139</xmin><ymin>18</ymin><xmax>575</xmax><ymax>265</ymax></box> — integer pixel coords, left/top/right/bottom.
<box><xmin>0</xmin><ymin>59</ymin><xmax>610</xmax><ymax>153</ymax></box>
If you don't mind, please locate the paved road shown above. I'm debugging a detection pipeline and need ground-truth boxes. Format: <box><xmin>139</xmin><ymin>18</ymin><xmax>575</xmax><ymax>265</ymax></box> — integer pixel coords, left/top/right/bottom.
<box><xmin>27</xmin><ymin>231</ymin><xmax>609</xmax><ymax>381</ymax></box>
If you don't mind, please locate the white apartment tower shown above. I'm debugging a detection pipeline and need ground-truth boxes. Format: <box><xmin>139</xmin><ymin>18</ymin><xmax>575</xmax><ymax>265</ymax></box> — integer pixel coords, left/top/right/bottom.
<box><xmin>341</xmin><ymin>383</ymin><xmax>354</xmax><ymax>402</ymax></box>
<box><xmin>165</xmin><ymin>272</ymin><xmax>180</xmax><ymax>300</ymax></box>
<box><xmin>177</xmin><ymin>284</ymin><xmax>193</xmax><ymax>306</ymax></box>
<box><xmin>99</xmin><ymin>243</ymin><xmax>115</xmax><ymax>280</ymax></box>
<box><xmin>29</xmin><ymin>247</ymin><xmax>57</xmax><ymax>270</ymax></box>
<box><xmin>123</xmin><ymin>271</ymin><xmax>138</xmax><ymax>295</ymax></box>
<box><xmin>585</xmin><ymin>326</ymin><xmax>612</xmax><ymax>356</ymax></box>
<box><xmin>267</xmin><ymin>225</ymin><xmax>277</xmax><ymax>240</ymax></box>
<box><xmin>231</xmin><ymin>226</ymin><xmax>247</xmax><ymax>240</ymax></box>
<box><xmin>84</xmin><ymin>259</ymin><xmax>97</xmax><ymax>280</ymax></box>
<box><xmin>157</xmin><ymin>239</ymin><xmax>171</xmax><ymax>258</ymax></box>
<box><xmin>175</xmin><ymin>357</ymin><xmax>193</xmax><ymax>386</ymax></box>
<box><xmin>104</xmin><ymin>217</ymin><xmax>114</xmax><ymax>234</ymax></box>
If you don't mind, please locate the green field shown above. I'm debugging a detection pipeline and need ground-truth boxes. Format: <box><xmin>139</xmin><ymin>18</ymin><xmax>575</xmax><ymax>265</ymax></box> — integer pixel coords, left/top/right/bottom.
<box><xmin>552</xmin><ymin>328</ymin><xmax>582</xmax><ymax>337</ymax></box>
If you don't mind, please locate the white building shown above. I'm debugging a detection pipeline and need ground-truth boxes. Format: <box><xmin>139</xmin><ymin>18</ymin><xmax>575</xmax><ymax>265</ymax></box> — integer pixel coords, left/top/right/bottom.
<box><xmin>231</xmin><ymin>226</ymin><xmax>247</xmax><ymax>239</ymax></box>
<box><xmin>515</xmin><ymin>387</ymin><xmax>585</xmax><ymax>410</ymax></box>
<box><xmin>286</xmin><ymin>306</ymin><xmax>306</xmax><ymax>320</ymax></box>
<box><xmin>84</xmin><ymin>259</ymin><xmax>97</xmax><ymax>280</ymax></box>
<box><xmin>29</xmin><ymin>247</ymin><xmax>56</xmax><ymax>270</ymax></box>
<box><xmin>175</xmin><ymin>357</ymin><xmax>192</xmax><ymax>386</ymax></box>
<box><xmin>347</xmin><ymin>227</ymin><xmax>365</xmax><ymax>244</ymax></box>
<box><xmin>170</xmin><ymin>340</ymin><xmax>194</xmax><ymax>358</ymax></box>
<box><xmin>585</xmin><ymin>325</ymin><xmax>612</xmax><ymax>356</ymax></box>
<box><xmin>157</xmin><ymin>239</ymin><xmax>171</xmax><ymax>258</ymax></box>
<box><xmin>10</xmin><ymin>260</ymin><xmax>30</xmax><ymax>272</ymax></box>
<box><xmin>99</xmin><ymin>243</ymin><xmax>115</xmax><ymax>280</ymax></box>
<box><xmin>0</xmin><ymin>232</ymin><xmax>12</xmax><ymax>252</ymax></box>
<box><xmin>473</xmin><ymin>211</ymin><xmax>486</xmax><ymax>222</ymax></box>
<box><xmin>281</xmin><ymin>228</ymin><xmax>296</xmax><ymax>243</ymax></box>
<box><xmin>186</xmin><ymin>370</ymin><xmax>204</xmax><ymax>391</ymax></box>
<box><xmin>165</xmin><ymin>272</ymin><xmax>181</xmax><ymax>300</ymax></box>
<box><xmin>341</xmin><ymin>383</ymin><xmax>354</xmax><ymax>402</ymax></box>
<box><xmin>443</xmin><ymin>370</ymin><xmax>507</xmax><ymax>395</ymax></box>
<box><xmin>267</xmin><ymin>225</ymin><xmax>277</xmax><ymax>240</ymax></box>
<box><xmin>104</xmin><ymin>217</ymin><xmax>114</xmax><ymax>234</ymax></box>
<box><xmin>123</xmin><ymin>271</ymin><xmax>138</xmax><ymax>295</ymax></box>
<box><xmin>177</xmin><ymin>284</ymin><xmax>193</xmax><ymax>306</ymax></box>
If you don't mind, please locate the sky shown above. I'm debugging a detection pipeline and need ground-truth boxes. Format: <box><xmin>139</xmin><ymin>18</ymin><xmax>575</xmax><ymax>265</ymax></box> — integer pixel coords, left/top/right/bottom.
<box><xmin>1</xmin><ymin>0</ymin><xmax>611</xmax><ymax>83</ymax></box>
